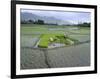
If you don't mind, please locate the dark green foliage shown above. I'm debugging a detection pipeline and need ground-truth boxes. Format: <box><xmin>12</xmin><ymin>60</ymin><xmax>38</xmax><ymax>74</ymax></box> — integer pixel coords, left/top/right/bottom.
<box><xmin>21</xmin><ymin>19</ymin><xmax>44</xmax><ymax>24</ymax></box>
<box><xmin>21</xmin><ymin>20</ymin><xmax>28</xmax><ymax>24</ymax></box>
<box><xmin>28</xmin><ymin>19</ymin><xmax>34</xmax><ymax>23</ymax></box>
<box><xmin>36</xmin><ymin>19</ymin><xmax>44</xmax><ymax>24</ymax></box>
<box><xmin>78</xmin><ymin>22</ymin><xmax>90</xmax><ymax>27</ymax></box>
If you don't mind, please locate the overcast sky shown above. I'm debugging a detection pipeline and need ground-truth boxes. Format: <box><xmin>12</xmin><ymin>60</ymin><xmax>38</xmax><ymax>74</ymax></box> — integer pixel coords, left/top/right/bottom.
<box><xmin>21</xmin><ymin>9</ymin><xmax>91</xmax><ymax>24</ymax></box>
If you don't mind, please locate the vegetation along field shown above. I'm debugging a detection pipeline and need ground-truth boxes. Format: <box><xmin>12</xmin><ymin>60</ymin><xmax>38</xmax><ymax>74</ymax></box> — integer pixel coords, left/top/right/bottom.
<box><xmin>21</xmin><ymin>24</ymin><xmax>90</xmax><ymax>69</ymax></box>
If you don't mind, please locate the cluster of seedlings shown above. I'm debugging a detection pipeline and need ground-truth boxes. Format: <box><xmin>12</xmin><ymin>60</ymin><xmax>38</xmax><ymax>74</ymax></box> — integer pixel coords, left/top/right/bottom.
<box><xmin>38</xmin><ymin>34</ymin><xmax>78</xmax><ymax>48</ymax></box>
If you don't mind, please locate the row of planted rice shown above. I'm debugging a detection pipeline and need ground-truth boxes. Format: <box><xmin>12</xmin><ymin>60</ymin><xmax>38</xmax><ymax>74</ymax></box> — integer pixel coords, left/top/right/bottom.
<box><xmin>21</xmin><ymin>43</ymin><xmax>90</xmax><ymax>69</ymax></box>
<box><xmin>46</xmin><ymin>43</ymin><xmax>90</xmax><ymax>68</ymax></box>
<box><xmin>20</xmin><ymin>24</ymin><xmax>90</xmax><ymax>69</ymax></box>
<box><xmin>21</xmin><ymin>48</ymin><xmax>49</xmax><ymax>69</ymax></box>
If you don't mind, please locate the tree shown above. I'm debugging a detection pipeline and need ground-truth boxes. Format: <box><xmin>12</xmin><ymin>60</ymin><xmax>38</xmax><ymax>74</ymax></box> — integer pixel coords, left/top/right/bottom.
<box><xmin>21</xmin><ymin>20</ymin><xmax>27</xmax><ymax>24</ymax></box>
<box><xmin>36</xmin><ymin>19</ymin><xmax>44</xmax><ymax>24</ymax></box>
<box><xmin>28</xmin><ymin>19</ymin><xmax>34</xmax><ymax>23</ymax></box>
<box><xmin>77</xmin><ymin>22</ymin><xmax>90</xmax><ymax>27</ymax></box>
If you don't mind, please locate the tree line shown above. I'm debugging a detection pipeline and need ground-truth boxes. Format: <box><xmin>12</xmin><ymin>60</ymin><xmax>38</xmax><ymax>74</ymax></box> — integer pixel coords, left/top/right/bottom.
<box><xmin>21</xmin><ymin>19</ymin><xmax>59</xmax><ymax>25</ymax></box>
<box><xmin>21</xmin><ymin>19</ymin><xmax>44</xmax><ymax>24</ymax></box>
<box><xmin>21</xmin><ymin>19</ymin><xmax>90</xmax><ymax>27</ymax></box>
<box><xmin>77</xmin><ymin>22</ymin><xmax>90</xmax><ymax>27</ymax></box>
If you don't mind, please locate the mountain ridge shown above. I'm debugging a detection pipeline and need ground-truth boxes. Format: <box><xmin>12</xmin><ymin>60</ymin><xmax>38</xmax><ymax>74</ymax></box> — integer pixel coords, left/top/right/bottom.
<box><xmin>21</xmin><ymin>12</ymin><xmax>73</xmax><ymax>25</ymax></box>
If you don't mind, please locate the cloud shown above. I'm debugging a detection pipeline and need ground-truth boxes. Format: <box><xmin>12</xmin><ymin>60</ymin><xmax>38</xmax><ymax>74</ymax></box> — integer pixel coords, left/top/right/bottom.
<box><xmin>21</xmin><ymin>9</ymin><xmax>91</xmax><ymax>24</ymax></box>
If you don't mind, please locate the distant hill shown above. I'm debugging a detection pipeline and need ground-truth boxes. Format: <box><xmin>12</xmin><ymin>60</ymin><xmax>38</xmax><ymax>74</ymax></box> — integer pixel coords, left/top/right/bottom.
<box><xmin>21</xmin><ymin>12</ymin><xmax>73</xmax><ymax>25</ymax></box>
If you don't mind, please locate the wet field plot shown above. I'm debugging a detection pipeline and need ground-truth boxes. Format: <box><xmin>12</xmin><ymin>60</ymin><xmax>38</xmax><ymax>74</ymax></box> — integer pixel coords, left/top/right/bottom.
<box><xmin>20</xmin><ymin>24</ymin><xmax>90</xmax><ymax>69</ymax></box>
